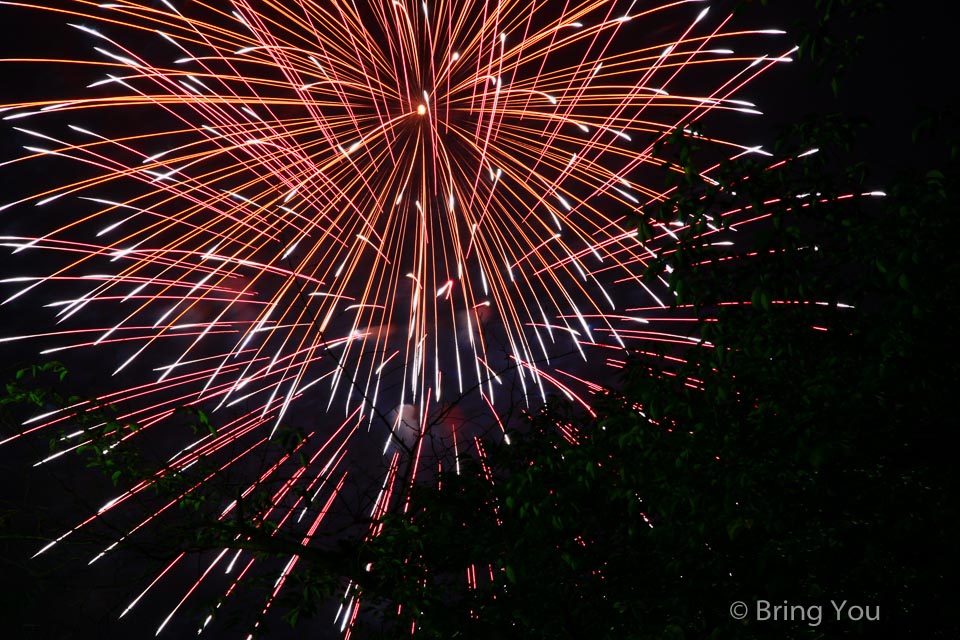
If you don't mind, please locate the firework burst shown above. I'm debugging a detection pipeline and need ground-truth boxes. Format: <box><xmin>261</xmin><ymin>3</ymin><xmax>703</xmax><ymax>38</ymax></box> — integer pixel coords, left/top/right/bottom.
<box><xmin>1</xmin><ymin>0</ymin><xmax>793</xmax><ymax>635</ymax></box>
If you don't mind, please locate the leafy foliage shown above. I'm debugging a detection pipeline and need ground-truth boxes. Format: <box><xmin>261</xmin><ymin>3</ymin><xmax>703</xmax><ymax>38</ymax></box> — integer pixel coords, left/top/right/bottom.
<box><xmin>361</xmin><ymin>113</ymin><xmax>960</xmax><ymax>639</ymax></box>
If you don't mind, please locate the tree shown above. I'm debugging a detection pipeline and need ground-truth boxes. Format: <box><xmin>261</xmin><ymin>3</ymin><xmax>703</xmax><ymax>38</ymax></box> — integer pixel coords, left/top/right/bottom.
<box><xmin>359</xmin><ymin>111</ymin><xmax>960</xmax><ymax>638</ymax></box>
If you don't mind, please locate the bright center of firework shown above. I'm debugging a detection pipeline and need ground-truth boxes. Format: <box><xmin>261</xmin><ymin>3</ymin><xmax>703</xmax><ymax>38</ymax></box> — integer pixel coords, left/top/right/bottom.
<box><xmin>416</xmin><ymin>104</ymin><xmax>426</xmax><ymax>115</ymax></box>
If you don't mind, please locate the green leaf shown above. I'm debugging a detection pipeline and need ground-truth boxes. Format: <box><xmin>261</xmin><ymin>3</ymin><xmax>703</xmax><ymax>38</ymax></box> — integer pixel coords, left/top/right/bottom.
<box><xmin>898</xmin><ymin>273</ymin><xmax>909</xmax><ymax>291</ymax></box>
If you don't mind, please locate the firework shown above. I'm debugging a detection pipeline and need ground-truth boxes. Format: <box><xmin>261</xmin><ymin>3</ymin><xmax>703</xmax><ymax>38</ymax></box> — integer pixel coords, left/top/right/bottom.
<box><xmin>1</xmin><ymin>0</ymin><xmax>793</xmax><ymax>635</ymax></box>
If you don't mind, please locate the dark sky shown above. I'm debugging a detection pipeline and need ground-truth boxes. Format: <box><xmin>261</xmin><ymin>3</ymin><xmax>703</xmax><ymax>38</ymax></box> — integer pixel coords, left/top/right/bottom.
<box><xmin>0</xmin><ymin>2</ymin><xmax>955</xmax><ymax>638</ymax></box>
<box><xmin>748</xmin><ymin>2</ymin><xmax>957</xmax><ymax>176</ymax></box>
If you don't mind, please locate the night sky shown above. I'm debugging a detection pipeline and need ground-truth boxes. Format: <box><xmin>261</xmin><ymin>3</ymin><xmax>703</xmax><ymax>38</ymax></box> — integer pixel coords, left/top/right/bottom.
<box><xmin>0</xmin><ymin>1</ymin><xmax>954</xmax><ymax>638</ymax></box>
